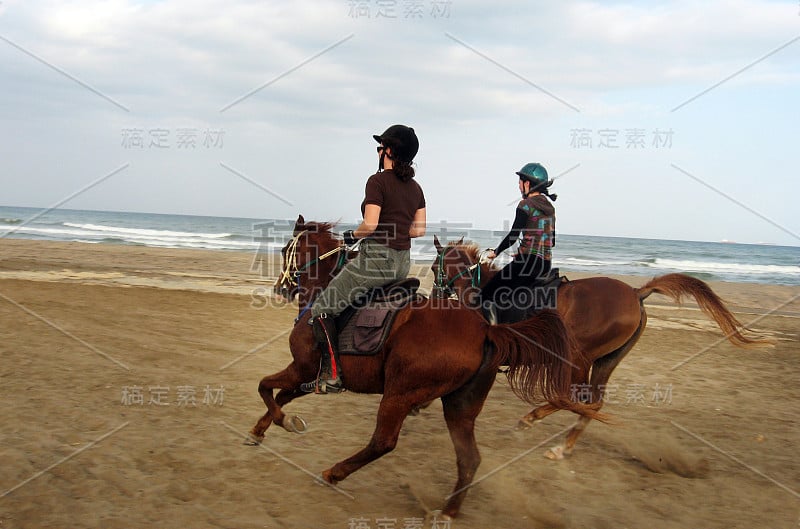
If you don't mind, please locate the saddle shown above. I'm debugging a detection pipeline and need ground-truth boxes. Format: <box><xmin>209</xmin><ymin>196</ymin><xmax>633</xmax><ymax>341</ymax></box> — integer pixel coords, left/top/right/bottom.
<box><xmin>335</xmin><ymin>278</ymin><xmax>420</xmax><ymax>356</ymax></box>
<box><xmin>482</xmin><ymin>268</ymin><xmax>566</xmax><ymax>324</ymax></box>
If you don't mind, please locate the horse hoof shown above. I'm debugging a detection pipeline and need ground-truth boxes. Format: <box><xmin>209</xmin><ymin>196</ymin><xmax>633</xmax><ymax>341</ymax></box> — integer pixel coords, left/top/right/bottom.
<box><xmin>282</xmin><ymin>415</ymin><xmax>308</xmax><ymax>434</ymax></box>
<box><xmin>515</xmin><ymin>417</ymin><xmax>536</xmax><ymax>431</ymax></box>
<box><xmin>321</xmin><ymin>469</ymin><xmax>338</xmax><ymax>485</ymax></box>
<box><xmin>244</xmin><ymin>433</ymin><xmax>264</xmax><ymax>446</ymax></box>
<box><xmin>429</xmin><ymin>510</ymin><xmax>453</xmax><ymax>523</ymax></box>
<box><xmin>544</xmin><ymin>445</ymin><xmax>565</xmax><ymax>460</ymax></box>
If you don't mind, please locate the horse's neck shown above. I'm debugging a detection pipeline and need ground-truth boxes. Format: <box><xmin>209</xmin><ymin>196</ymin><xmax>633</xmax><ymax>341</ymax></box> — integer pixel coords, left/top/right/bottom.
<box><xmin>297</xmin><ymin>273</ymin><xmax>334</xmax><ymax>315</ymax></box>
<box><xmin>296</xmin><ymin>249</ymin><xmax>356</xmax><ymax>314</ymax></box>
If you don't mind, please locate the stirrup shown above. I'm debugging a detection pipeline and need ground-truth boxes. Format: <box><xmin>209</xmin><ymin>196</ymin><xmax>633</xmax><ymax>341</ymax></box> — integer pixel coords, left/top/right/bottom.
<box><xmin>300</xmin><ymin>378</ymin><xmax>344</xmax><ymax>394</ymax></box>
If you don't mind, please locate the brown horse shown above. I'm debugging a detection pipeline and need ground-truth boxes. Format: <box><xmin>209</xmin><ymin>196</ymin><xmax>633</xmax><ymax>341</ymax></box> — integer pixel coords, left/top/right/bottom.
<box><xmin>248</xmin><ymin>215</ymin><xmax>599</xmax><ymax>518</ymax></box>
<box><xmin>431</xmin><ymin>236</ymin><xmax>769</xmax><ymax>459</ymax></box>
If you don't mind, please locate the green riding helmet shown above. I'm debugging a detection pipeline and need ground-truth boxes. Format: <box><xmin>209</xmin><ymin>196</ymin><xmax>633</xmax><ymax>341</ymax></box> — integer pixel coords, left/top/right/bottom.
<box><xmin>516</xmin><ymin>162</ymin><xmax>549</xmax><ymax>186</ymax></box>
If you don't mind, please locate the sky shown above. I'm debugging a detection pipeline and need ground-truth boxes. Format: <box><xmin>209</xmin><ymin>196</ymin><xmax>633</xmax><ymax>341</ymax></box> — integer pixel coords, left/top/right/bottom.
<box><xmin>0</xmin><ymin>0</ymin><xmax>798</xmax><ymax>245</ymax></box>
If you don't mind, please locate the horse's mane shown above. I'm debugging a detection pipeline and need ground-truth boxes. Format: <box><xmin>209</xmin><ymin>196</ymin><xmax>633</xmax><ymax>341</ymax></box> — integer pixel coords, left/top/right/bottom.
<box><xmin>446</xmin><ymin>240</ymin><xmax>500</xmax><ymax>271</ymax></box>
<box><xmin>296</xmin><ymin>221</ymin><xmax>344</xmax><ymax>256</ymax></box>
<box><xmin>303</xmin><ymin>221</ymin><xmax>338</xmax><ymax>239</ymax></box>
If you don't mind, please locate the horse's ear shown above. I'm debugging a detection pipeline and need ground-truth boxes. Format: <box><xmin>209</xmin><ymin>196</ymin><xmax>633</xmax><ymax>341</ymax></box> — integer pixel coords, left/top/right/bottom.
<box><xmin>433</xmin><ymin>234</ymin><xmax>442</xmax><ymax>252</ymax></box>
<box><xmin>456</xmin><ymin>236</ymin><xmax>464</xmax><ymax>245</ymax></box>
<box><xmin>294</xmin><ymin>214</ymin><xmax>305</xmax><ymax>234</ymax></box>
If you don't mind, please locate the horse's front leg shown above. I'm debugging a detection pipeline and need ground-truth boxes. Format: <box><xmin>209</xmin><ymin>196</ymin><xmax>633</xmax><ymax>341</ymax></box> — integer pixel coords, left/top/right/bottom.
<box><xmin>321</xmin><ymin>393</ymin><xmax>415</xmax><ymax>484</ymax></box>
<box><xmin>249</xmin><ymin>363</ymin><xmax>307</xmax><ymax>443</ymax></box>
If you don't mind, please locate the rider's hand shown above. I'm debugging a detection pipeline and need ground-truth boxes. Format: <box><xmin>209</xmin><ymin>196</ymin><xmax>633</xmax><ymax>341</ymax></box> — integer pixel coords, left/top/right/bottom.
<box><xmin>342</xmin><ymin>230</ymin><xmax>358</xmax><ymax>246</ymax></box>
<box><xmin>486</xmin><ymin>250</ymin><xmax>496</xmax><ymax>260</ymax></box>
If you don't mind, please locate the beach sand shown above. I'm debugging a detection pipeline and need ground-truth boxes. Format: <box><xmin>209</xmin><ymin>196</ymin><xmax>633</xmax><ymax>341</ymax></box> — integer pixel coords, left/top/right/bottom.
<box><xmin>1</xmin><ymin>239</ymin><xmax>798</xmax><ymax>529</ymax></box>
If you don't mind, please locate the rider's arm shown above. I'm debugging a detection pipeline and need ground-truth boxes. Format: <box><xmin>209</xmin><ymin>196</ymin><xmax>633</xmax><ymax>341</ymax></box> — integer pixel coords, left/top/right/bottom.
<box><xmin>494</xmin><ymin>207</ymin><xmax>527</xmax><ymax>255</ymax></box>
<box><xmin>354</xmin><ymin>204</ymin><xmax>380</xmax><ymax>238</ymax></box>
<box><xmin>409</xmin><ymin>207</ymin><xmax>426</xmax><ymax>238</ymax></box>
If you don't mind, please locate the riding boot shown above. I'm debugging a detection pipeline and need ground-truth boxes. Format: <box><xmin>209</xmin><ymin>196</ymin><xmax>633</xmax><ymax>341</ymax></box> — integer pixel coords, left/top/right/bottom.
<box><xmin>300</xmin><ymin>314</ymin><xmax>344</xmax><ymax>394</ymax></box>
<box><xmin>483</xmin><ymin>302</ymin><xmax>509</xmax><ymax>372</ymax></box>
<box><xmin>483</xmin><ymin>301</ymin><xmax>498</xmax><ymax>325</ymax></box>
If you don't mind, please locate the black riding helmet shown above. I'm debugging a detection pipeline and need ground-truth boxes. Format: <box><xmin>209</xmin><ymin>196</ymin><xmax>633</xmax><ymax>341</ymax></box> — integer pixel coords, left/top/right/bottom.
<box><xmin>373</xmin><ymin>125</ymin><xmax>419</xmax><ymax>163</ymax></box>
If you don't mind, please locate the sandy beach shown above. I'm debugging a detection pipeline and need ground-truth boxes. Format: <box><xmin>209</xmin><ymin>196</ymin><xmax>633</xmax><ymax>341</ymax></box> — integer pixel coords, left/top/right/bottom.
<box><xmin>1</xmin><ymin>239</ymin><xmax>798</xmax><ymax>529</ymax></box>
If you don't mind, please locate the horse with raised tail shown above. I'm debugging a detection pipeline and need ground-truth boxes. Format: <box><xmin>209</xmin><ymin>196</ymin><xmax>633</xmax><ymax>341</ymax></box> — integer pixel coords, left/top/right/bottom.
<box><xmin>431</xmin><ymin>236</ymin><xmax>771</xmax><ymax>459</ymax></box>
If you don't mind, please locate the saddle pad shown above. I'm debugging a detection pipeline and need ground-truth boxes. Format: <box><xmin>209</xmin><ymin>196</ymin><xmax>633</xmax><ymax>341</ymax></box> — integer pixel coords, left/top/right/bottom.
<box><xmin>489</xmin><ymin>273</ymin><xmax>567</xmax><ymax>325</ymax></box>
<box><xmin>540</xmin><ymin>268</ymin><xmax>563</xmax><ymax>289</ymax></box>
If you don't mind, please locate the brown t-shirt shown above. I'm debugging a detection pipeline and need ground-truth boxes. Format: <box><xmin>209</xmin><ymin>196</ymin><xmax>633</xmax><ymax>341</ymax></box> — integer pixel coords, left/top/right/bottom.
<box><xmin>360</xmin><ymin>169</ymin><xmax>426</xmax><ymax>250</ymax></box>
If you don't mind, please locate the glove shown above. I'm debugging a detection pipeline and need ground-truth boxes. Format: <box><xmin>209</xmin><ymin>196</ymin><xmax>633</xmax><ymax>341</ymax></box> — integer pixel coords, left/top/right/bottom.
<box><xmin>342</xmin><ymin>230</ymin><xmax>358</xmax><ymax>246</ymax></box>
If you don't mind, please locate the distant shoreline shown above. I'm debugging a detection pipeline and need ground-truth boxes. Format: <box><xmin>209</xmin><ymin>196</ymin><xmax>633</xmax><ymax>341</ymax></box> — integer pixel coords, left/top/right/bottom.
<box><xmin>2</xmin><ymin>206</ymin><xmax>799</xmax><ymax>285</ymax></box>
<box><xmin>1</xmin><ymin>204</ymin><xmax>797</xmax><ymax>248</ymax></box>
<box><xmin>2</xmin><ymin>239</ymin><xmax>799</xmax><ymax>315</ymax></box>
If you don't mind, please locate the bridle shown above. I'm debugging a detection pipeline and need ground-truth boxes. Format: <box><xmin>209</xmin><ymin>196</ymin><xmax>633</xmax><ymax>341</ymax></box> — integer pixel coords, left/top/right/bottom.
<box><xmin>277</xmin><ymin>230</ymin><xmax>348</xmax><ymax>289</ymax></box>
<box><xmin>432</xmin><ymin>246</ymin><xmax>482</xmax><ymax>299</ymax></box>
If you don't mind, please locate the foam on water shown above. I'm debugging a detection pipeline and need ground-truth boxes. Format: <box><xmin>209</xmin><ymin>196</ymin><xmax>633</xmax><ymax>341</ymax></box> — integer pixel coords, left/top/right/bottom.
<box><xmin>2</xmin><ymin>206</ymin><xmax>798</xmax><ymax>285</ymax></box>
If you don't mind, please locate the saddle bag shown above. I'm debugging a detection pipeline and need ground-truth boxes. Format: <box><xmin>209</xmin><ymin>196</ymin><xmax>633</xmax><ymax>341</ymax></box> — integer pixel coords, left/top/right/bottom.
<box><xmin>336</xmin><ymin>278</ymin><xmax>420</xmax><ymax>356</ymax></box>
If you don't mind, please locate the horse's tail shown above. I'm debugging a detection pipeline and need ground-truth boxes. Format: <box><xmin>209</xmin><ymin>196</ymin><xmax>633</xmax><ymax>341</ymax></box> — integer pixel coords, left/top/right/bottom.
<box><xmin>636</xmin><ymin>273</ymin><xmax>771</xmax><ymax>348</ymax></box>
<box><xmin>486</xmin><ymin>310</ymin><xmax>607</xmax><ymax>422</ymax></box>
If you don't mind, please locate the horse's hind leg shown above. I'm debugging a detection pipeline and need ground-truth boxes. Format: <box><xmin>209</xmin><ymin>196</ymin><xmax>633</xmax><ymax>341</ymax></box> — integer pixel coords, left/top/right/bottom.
<box><xmin>321</xmin><ymin>392</ymin><xmax>418</xmax><ymax>485</ymax></box>
<box><xmin>250</xmin><ymin>363</ymin><xmax>307</xmax><ymax>442</ymax></box>
<box><xmin>517</xmin><ymin>357</ymin><xmax>591</xmax><ymax>430</ymax></box>
<box><xmin>440</xmin><ymin>370</ymin><xmax>496</xmax><ymax>518</ymax></box>
<box><xmin>547</xmin><ymin>311</ymin><xmax>647</xmax><ymax>460</ymax></box>
<box><xmin>516</xmin><ymin>402</ymin><xmax>560</xmax><ymax>430</ymax></box>
<box><xmin>518</xmin><ymin>361</ymin><xmax>590</xmax><ymax>430</ymax></box>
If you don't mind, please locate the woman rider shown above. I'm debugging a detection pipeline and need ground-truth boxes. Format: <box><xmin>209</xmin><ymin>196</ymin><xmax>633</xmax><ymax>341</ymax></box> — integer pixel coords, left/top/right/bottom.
<box><xmin>301</xmin><ymin>125</ymin><xmax>427</xmax><ymax>394</ymax></box>
<box><xmin>482</xmin><ymin>162</ymin><xmax>556</xmax><ymax>323</ymax></box>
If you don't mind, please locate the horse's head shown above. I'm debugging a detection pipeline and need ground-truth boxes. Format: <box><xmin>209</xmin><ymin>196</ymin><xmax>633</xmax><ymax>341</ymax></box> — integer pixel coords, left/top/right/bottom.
<box><xmin>274</xmin><ymin>214</ymin><xmax>344</xmax><ymax>304</ymax></box>
<box><xmin>431</xmin><ymin>235</ymin><xmax>484</xmax><ymax>304</ymax></box>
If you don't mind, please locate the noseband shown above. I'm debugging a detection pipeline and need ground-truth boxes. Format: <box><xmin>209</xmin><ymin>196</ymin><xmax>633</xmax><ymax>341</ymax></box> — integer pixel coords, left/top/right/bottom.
<box><xmin>432</xmin><ymin>247</ymin><xmax>481</xmax><ymax>298</ymax></box>
<box><xmin>278</xmin><ymin>230</ymin><xmax>348</xmax><ymax>289</ymax></box>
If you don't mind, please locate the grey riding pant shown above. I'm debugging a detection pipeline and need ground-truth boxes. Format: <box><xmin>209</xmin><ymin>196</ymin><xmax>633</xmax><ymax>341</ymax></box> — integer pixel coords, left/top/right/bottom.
<box><xmin>310</xmin><ymin>239</ymin><xmax>411</xmax><ymax>318</ymax></box>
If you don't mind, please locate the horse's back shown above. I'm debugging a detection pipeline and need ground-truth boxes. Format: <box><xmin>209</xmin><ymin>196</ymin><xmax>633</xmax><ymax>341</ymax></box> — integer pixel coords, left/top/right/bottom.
<box><xmin>558</xmin><ymin>276</ymin><xmax>643</xmax><ymax>353</ymax></box>
<box><xmin>559</xmin><ymin>276</ymin><xmax>639</xmax><ymax>310</ymax></box>
<box><xmin>382</xmin><ymin>300</ymin><xmax>488</xmax><ymax>393</ymax></box>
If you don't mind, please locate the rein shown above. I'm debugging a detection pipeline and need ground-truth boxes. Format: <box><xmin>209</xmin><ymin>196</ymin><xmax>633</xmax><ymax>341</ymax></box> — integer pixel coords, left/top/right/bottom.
<box><xmin>279</xmin><ymin>230</ymin><xmax>348</xmax><ymax>288</ymax></box>
<box><xmin>433</xmin><ymin>246</ymin><xmax>482</xmax><ymax>298</ymax></box>
<box><xmin>278</xmin><ymin>230</ymin><xmax>350</xmax><ymax>324</ymax></box>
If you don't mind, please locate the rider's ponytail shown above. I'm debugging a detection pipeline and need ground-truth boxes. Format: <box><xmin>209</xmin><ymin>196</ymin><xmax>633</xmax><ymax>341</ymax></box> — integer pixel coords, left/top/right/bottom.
<box><xmin>531</xmin><ymin>180</ymin><xmax>557</xmax><ymax>201</ymax></box>
<box><xmin>392</xmin><ymin>160</ymin><xmax>416</xmax><ymax>182</ymax></box>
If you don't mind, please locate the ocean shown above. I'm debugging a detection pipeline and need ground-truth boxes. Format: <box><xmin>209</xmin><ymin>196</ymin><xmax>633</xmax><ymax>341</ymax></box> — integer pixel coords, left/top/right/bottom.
<box><xmin>1</xmin><ymin>205</ymin><xmax>798</xmax><ymax>286</ymax></box>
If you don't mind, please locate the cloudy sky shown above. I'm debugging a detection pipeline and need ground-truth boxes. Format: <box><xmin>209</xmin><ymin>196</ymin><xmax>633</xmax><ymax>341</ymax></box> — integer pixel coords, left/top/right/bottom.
<box><xmin>1</xmin><ymin>0</ymin><xmax>798</xmax><ymax>245</ymax></box>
